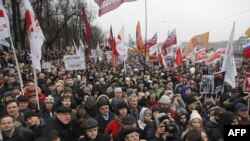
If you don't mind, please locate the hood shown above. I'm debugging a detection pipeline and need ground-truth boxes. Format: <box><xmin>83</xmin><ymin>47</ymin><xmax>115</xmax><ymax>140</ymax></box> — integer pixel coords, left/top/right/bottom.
<box><xmin>139</xmin><ymin>107</ymin><xmax>149</xmax><ymax>123</ymax></box>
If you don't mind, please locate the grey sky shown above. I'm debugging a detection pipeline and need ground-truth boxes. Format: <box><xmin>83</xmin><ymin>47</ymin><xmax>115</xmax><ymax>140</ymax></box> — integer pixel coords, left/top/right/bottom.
<box><xmin>88</xmin><ymin>0</ymin><xmax>250</xmax><ymax>43</ymax></box>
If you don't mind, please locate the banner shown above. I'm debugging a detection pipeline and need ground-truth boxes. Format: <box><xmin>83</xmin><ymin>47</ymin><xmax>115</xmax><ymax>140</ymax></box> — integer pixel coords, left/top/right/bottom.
<box><xmin>64</xmin><ymin>55</ymin><xmax>86</xmax><ymax>70</ymax></box>
<box><xmin>243</xmin><ymin>72</ymin><xmax>250</xmax><ymax>93</ymax></box>
<box><xmin>195</xmin><ymin>48</ymin><xmax>206</xmax><ymax>63</ymax></box>
<box><xmin>95</xmin><ymin>0</ymin><xmax>137</xmax><ymax>16</ymax></box>
<box><xmin>42</xmin><ymin>62</ymin><xmax>52</xmax><ymax>69</ymax></box>
<box><xmin>200</xmin><ymin>75</ymin><xmax>214</xmax><ymax>93</ymax></box>
<box><xmin>144</xmin><ymin>32</ymin><xmax>157</xmax><ymax>49</ymax></box>
<box><xmin>213</xmin><ymin>71</ymin><xmax>225</xmax><ymax>93</ymax></box>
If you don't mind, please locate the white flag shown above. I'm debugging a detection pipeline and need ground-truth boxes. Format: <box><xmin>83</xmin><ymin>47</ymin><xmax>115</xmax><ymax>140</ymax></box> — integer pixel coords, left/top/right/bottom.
<box><xmin>116</xmin><ymin>25</ymin><xmax>129</xmax><ymax>61</ymax></box>
<box><xmin>221</xmin><ymin>23</ymin><xmax>237</xmax><ymax>88</ymax></box>
<box><xmin>0</xmin><ymin>1</ymin><xmax>10</xmax><ymax>40</ymax></box>
<box><xmin>23</xmin><ymin>0</ymin><xmax>44</xmax><ymax>71</ymax></box>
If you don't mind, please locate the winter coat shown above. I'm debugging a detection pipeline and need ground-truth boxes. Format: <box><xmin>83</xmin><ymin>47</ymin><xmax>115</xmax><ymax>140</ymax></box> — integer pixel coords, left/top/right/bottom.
<box><xmin>1</xmin><ymin>126</ymin><xmax>35</xmax><ymax>141</ymax></box>
<box><xmin>95</xmin><ymin>112</ymin><xmax>115</xmax><ymax>133</ymax></box>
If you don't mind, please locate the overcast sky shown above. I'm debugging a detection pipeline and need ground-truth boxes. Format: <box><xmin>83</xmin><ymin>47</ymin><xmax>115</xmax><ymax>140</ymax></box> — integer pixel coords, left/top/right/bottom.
<box><xmin>87</xmin><ymin>0</ymin><xmax>250</xmax><ymax>43</ymax></box>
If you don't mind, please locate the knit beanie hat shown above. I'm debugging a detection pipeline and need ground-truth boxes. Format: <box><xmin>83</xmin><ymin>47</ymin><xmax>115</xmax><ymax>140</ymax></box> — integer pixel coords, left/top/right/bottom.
<box><xmin>122</xmin><ymin>114</ymin><xmax>137</xmax><ymax>125</ymax></box>
<box><xmin>219</xmin><ymin>111</ymin><xmax>238</xmax><ymax>125</ymax></box>
<box><xmin>97</xmin><ymin>97</ymin><xmax>109</xmax><ymax>109</ymax></box>
<box><xmin>186</xmin><ymin>96</ymin><xmax>197</xmax><ymax>105</ymax></box>
<box><xmin>158</xmin><ymin>95</ymin><xmax>171</xmax><ymax>105</ymax></box>
<box><xmin>24</xmin><ymin>111</ymin><xmax>39</xmax><ymax>120</ymax></box>
<box><xmin>45</xmin><ymin>95</ymin><xmax>54</xmax><ymax>103</ymax></box>
<box><xmin>189</xmin><ymin>110</ymin><xmax>202</xmax><ymax>122</ymax></box>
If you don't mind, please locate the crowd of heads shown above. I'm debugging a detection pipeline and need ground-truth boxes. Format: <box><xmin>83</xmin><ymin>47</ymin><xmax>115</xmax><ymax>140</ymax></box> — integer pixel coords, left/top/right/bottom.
<box><xmin>0</xmin><ymin>47</ymin><xmax>249</xmax><ymax>141</ymax></box>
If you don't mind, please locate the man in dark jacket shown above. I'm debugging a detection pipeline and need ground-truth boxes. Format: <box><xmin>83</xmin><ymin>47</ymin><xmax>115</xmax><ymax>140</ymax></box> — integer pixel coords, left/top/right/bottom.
<box><xmin>80</xmin><ymin>118</ymin><xmax>110</xmax><ymax>141</ymax></box>
<box><xmin>1</xmin><ymin>114</ymin><xmax>35</xmax><ymax>141</ymax></box>
<box><xmin>41</xmin><ymin>106</ymin><xmax>74</xmax><ymax>141</ymax></box>
<box><xmin>95</xmin><ymin>97</ymin><xmax>115</xmax><ymax>133</ymax></box>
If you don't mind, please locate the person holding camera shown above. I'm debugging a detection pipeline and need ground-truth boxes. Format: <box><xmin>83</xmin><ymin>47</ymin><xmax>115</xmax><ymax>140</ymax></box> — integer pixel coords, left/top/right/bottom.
<box><xmin>144</xmin><ymin>113</ymin><xmax>178</xmax><ymax>141</ymax></box>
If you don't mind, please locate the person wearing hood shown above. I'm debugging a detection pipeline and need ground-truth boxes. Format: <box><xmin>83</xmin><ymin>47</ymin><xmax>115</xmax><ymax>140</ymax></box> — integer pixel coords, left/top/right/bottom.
<box><xmin>175</xmin><ymin>107</ymin><xmax>189</xmax><ymax>137</ymax></box>
<box><xmin>138</xmin><ymin>107</ymin><xmax>152</xmax><ymax>130</ymax></box>
<box><xmin>80</xmin><ymin>118</ymin><xmax>110</xmax><ymax>141</ymax></box>
<box><xmin>181</xmin><ymin>85</ymin><xmax>192</xmax><ymax>103</ymax></box>
<box><xmin>80</xmin><ymin>96</ymin><xmax>98</xmax><ymax>118</ymax></box>
<box><xmin>209</xmin><ymin>111</ymin><xmax>239</xmax><ymax>141</ymax></box>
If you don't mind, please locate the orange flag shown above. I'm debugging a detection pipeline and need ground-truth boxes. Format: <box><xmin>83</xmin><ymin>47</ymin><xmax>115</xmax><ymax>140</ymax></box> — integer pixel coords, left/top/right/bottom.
<box><xmin>136</xmin><ymin>21</ymin><xmax>143</xmax><ymax>53</ymax></box>
<box><xmin>188</xmin><ymin>32</ymin><xmax>209</xmax><ymax>53</ymax></box>
<box><xmin>245</xmin><ymin>27</ymin><xmax>250</xmax><ymax>38</ymax></box>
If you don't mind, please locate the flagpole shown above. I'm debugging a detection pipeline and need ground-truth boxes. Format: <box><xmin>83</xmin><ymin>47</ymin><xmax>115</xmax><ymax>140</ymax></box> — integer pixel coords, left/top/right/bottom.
<box><xmin>144</xmin><ymin>0</ymin><xmax>148</xmax><ymax>74</ymax></box>
<box><xmin>9</xmin><ymin>36</ymin><xmax>24</xmax><ymax>94</ymax></box>
<box><xmin>33</xmin><ymin>67</ymin><xmax>40</xmax><ymax>111</ymax></box>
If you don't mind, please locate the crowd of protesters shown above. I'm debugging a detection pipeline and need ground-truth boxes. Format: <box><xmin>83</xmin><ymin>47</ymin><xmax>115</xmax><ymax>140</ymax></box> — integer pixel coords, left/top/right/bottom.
<box><xmin>0</xmin><ymin>46</ymin><xmax>249</xmax><ymax>141</ymax></box>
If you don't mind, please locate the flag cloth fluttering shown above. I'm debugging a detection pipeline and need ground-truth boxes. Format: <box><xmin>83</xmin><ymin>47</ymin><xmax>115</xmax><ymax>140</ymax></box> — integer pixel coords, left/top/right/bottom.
<box><xmin>243</xmin><ymin>42</ymin><xmax>250</xmax><ymax>59</ymax></box>
<box><xmin>144</xmin><ymin>32</ymin><xmax>157</xmax><ymax>49</ymax></box>
<box><xmin>136</xmin><ymin>21</ymin><xmax>143</xmax><ymax>53</ymax></box>
<box><xmin>109</xmin><ymin>26</ymin><xmax>119</xmax><ymax>68</ymax></box>
<box><xmin>94</xmin><ymin>0</ymin><xmax>137</xmax><ymax>16</ymax></box>
<box><xmin>162</xmin><ymin>29</ymin><xmax>177</xmax><ymax>55</ymax></box>
<box><xmin>24</xmin><ymin>0</ymin><xmax>44</xmax><ymax>71</ymax></box>
<box><xmin>175</xmin><ymin>47</ymin><xmax>182</xmax><ymax>67</ymax></box>
<box><xmin>187</xmin><ymin>32</ymin><xmax>209</xmax><ymax>53</ymax></box>
<box><xmin>0</xmin><ymin>1</ymin><xmax>10</xmax><ymax>40</ymax></box>
<box><xmin>221</xmin><ymin>23</ymin><xmax>237</xmax><ymax>88</ymax></box>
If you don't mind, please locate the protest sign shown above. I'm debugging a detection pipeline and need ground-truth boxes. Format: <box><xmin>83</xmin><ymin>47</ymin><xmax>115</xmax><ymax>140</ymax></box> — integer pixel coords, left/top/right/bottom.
<box><xmin>64</xmin><ymin>55</ymin><xmax>86</xmax><ymax>70</ymax></box>
<box><xmin>200</xmin><ymin>75</ymin><xmax>214</xmax><ymax>93</ymax></box>
<box><xmin>213</xmin><ymin>71</ymin><xmax>225</xmax><ymax>93</ymax></box>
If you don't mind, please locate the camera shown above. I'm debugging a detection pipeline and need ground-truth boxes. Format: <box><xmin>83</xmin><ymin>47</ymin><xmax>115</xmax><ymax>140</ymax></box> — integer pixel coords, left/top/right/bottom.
<box><xmin>164</xmin><ymin>123</ymin><xmax>175</xmax><ymax>133</ymax></box>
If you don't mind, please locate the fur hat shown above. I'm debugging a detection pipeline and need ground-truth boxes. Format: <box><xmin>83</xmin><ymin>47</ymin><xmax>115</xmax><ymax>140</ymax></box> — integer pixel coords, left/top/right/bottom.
<box><xmin>45</xmin><ymin>95</ymin><xmax>54</xmax><ymax>103</ymax></box>
<box><xmin>155</xmin><ymin>113</ymin><xmax>168</xmax><ymax>127</ymax></box>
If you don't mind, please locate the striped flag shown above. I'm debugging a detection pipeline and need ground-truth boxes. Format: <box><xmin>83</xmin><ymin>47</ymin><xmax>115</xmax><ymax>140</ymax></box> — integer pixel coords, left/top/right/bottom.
<box><xmin>243</xmin><ymin>42</ymin><xmax>250</xmax><ymax>59</ymax></box>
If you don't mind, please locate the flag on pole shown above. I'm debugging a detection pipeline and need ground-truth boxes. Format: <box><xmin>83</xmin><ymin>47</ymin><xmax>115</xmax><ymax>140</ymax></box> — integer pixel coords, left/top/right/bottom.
<box><xmin>162</xmin><ymin>29</ymin><xmax>177</xmax><ymax>55</ymax></box>
<box><xmin>109</xmin><ymin>26</ymin><xmax>119</xmax><ymax>68</ymax></box>
<box><xmin>245</xmin><ymin>27</ymin><xmax>250</xmax><ymax>38</ymax></box>
<box><xmin>128</xmin><ymin>34</ymin><xmax>136</xmax><ymax>48</ymax></box>
<box><xmin>94</xmin><ymin>0</ymin><xmax>137</xmax><ymax>17</ymax></box>
<box><xmin>175</xmin><ymin>47</ymin><xmax>182</xmax><ymax>67</ymax></box>
<box><xmin>205</xmin><ymin>48</ymin><xmax>222</xmax><ymax>65</ymax></box>
<box><xmin>187</xmin><ymin>32</ymin><xmax>209</xmax><ymax>53</ymax></box>
<box><xmin>82</xmin><ymin>8</ymin><xmax>91</xmax><ymax>44</ymax></box>
<box><xmin>0</xmin><ymin>1</ymin><xmax>10</xmax><ymax>40</ymax></box>
<box><xmin>136</xmin><ymin>21</ymin><xmax>143</xmax><ymax>53</ymax></box>
<box><xmin>24</xmin><ymin>0</ymin><xmax>44</xmax><ymax>71</ymax></box>
<box><xmin>195</xmin><ymin>48</ymin><xmax>206</xmax><ymax>63</ymax></box>
<box><xmin>117</xmin><ymin>25</ymin><xmax>129</xmax><ymax>61</ymax></box>
<box><xmin>144</xmin><ymin>32</ymin><xmax>157</xmax><ymax>49</ymax></box>
<box><xmin>221</xmin><ymin>23</ymin><xmax>237</xmax><ymax>88</ymax></box>
<box><xmin>243</xmin><ymin>42</ymin><xmax>250</xmax><ymax>59</ymax></box>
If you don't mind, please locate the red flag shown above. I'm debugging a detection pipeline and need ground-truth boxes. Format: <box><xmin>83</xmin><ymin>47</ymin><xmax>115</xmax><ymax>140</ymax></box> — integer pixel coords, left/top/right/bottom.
<box><xmin>162</xmin><ymin>29</ymin><xmax>177</xmax><ymax>55</ymax></box>
<box><xmin>24</xmin><ymin>0</ymin><xmax>44</xmax><ymax>71</ymax></box>
<box><xmin>109</xmin><ymin>26</ymin><xmax>119</xmax><ymax>68</ymax></box>
<box><xmin>175</xmin><ymin>47</ymin><xmax>182</xmax><ymax>66</ymax></box>
<box><xmin>144</xmin><ymin>32</ymin><xmax>157</xmax><ymax>49</ymax></box>
<box><xmin>82</xmin><ymin>8</ymin><xmax>91</xmax><ymax>45</ymax></box>
<box><xmin>94</xmin><ymin>0</ymin><xmax>137</xmax><ymax>16</ymax></box>
<box><xmin>195</xmin><ymin>48</ymin><xmax>206</xmax><ymax>63</ymax></box>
